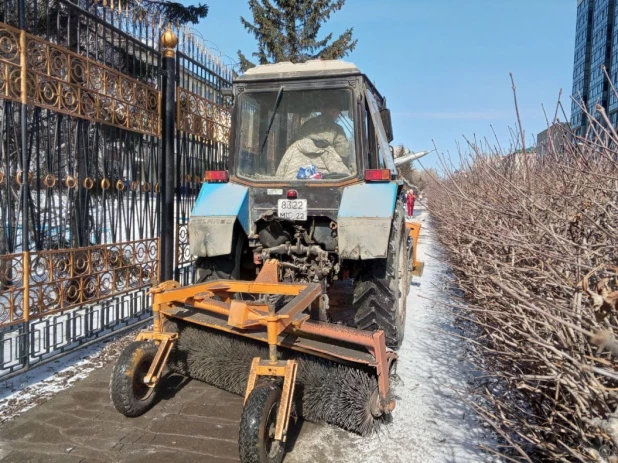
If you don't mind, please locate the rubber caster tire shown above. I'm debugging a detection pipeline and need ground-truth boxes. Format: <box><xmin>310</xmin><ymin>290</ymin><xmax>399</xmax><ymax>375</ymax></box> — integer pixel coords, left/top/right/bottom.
<box><xmin>239</xmin><ymin>382</ymin><xmax>285</xmax><ymax>463</ymax></box>
<box><xmin>109</xmin><ymin>341</ymin><xmax>158</xmax><ymax>417</ymax></box>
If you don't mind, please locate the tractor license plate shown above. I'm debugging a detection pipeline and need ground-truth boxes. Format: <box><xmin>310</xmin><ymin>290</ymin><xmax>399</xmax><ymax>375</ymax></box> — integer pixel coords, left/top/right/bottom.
<box><xmin>277</xmin><ymin>199</ymin><xmax>307</xmax><ymax>221</ymax></box>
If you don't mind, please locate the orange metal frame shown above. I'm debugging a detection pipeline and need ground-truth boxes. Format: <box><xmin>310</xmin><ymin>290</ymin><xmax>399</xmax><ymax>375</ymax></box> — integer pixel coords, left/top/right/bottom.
<box><xmin>406</xmin><ymin>221</ymin><xmax>424</xmax><ymax>276</ymax></box>
<box><xmin>142</xmin><ymin>260</ymin><xmax>397</xmax><ymax>417</ymax></box>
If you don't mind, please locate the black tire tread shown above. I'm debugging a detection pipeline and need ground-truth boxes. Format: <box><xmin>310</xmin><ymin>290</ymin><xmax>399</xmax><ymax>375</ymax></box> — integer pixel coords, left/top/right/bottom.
<box><xmin>353</xmin><ymin>202</ymin><xmax>406</xmax><ymax>348</ymax></box>
<box><xmin>239</xmin><ymin>382</ymin><xmax>285</xmax><ymax>463</ymax></box>
<box><xmin>109</xmin><ymin>341</ymin><xmax>158</xmax><ymax>417</ymax></box>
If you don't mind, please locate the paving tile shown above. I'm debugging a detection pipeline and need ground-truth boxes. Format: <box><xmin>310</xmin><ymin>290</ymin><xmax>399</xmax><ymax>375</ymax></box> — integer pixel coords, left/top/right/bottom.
<box><xmin>0</xmin><ymin>362</ymin><xmax>242</xmax><ymax>462</ymax></box>
<box><xmin>148</xmin><ymin>432</ymin><xmax>239</xmax><ymax>460</ymax></box>
<box><xmin>150</xmin><ymin>414</ymin><xmax>238</xmax><ymax>441</ymax></box>
<box><xmin>0</xmin><ymin>450</ymin><xmax>84</xmax><ymax>463</ymax></box>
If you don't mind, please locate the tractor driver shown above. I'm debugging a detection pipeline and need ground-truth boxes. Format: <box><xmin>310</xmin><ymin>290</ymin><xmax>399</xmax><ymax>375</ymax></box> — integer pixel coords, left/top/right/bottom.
<box><xmin>275</xmin><ymin>99</ymin><xmax>351</xmax><ymax>179</ymax></box>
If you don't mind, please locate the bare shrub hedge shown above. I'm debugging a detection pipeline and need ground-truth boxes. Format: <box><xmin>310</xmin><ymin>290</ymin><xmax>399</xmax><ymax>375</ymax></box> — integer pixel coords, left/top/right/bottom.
<box><xmin>428</xmin><ymin>109</ymin><xmax>618</xmax><ymax>461</ymax></box>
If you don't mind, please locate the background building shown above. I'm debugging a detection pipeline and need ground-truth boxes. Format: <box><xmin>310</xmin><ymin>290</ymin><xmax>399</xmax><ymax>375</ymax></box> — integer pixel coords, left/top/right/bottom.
<box><xmin>537</xmin><ymin>122</ymin><xmax>572</xmax><ymax>156</ymax></box>
<box><xmin>571</xmin><ymin>0</ymin><xmax>617</xmax><ymax>135</ymax></box>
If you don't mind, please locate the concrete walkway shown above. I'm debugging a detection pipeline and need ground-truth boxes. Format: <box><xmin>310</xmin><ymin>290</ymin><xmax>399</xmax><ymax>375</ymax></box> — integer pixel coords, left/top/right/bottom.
<box><xmin>0</xmin><ymin>366</ymin><xmax>244</xmax><ymax>462</ymax></box>
<box><xmin>0</xmin><ymin>210</ymin><xmax>492</xmax><ymax>462</ymax></box>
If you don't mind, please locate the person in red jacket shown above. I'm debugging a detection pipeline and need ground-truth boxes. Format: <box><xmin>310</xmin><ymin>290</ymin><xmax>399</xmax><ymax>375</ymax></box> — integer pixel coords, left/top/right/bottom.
<box><xmin>406</xmin><ymin>190</ymin><xmax>416</xmax><ymax>217</ymax></box>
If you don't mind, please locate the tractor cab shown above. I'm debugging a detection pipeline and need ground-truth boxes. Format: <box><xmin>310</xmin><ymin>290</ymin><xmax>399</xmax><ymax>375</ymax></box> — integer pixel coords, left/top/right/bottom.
<box><xmin>228</xmin><ymin>60</ymin><xmax>397</xmax><ymax>185</ymax></box>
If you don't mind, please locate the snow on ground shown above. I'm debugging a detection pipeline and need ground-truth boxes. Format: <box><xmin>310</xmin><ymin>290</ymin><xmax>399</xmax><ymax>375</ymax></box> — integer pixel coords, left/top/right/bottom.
<box><xmin>287</xmin><ymin>208</ymin><xmax>495</xmax><ymax>463</ymax></box>
<box><xmin>0</xmin><ymin>207</ymin><xmax>497</xmax><ymax>462</ymax></box>
<box><xmin>0</xmin><ymin>329</ymin><xmax>138</xmax><ymax>423</ymax></box>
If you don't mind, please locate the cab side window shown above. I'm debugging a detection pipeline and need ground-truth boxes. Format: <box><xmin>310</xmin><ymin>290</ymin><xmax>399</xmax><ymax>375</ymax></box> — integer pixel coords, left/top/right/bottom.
<box><xmin>365</xmin><ymin>102</ymin><xmax>382</xmax><ymax>169</ymax></box>
<box><xmin>363</xmin><ymin>102</ymin><xmax>380</xmax><ymax>169</ymax></box>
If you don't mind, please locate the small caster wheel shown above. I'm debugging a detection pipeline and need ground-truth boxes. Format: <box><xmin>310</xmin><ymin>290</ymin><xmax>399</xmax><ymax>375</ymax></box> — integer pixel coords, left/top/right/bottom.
<box><xmin>239</xmin><ymin>382</ymin><xmax>285</xmax><ymax>463</ymax></box>
<box><xmin>109</xmin><ymin>341</ymin><xmax>158</xmax><ymax>417</ymax></box>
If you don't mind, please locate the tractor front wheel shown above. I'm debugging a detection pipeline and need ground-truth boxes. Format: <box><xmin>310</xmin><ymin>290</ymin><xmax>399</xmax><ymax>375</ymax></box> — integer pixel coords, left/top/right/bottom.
<box><xmin>109</xmin><ymin>341</ymin><xmax>159</xmax><ymax>417</ymax></box>
<box><xmin>239</xmin><ymin>382</ymin><xmax>285</xmax><ymax>463</ymax></box>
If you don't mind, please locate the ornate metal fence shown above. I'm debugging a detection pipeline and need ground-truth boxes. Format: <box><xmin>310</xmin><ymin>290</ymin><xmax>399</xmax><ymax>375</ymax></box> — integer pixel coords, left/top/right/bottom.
<box><xmin>174</xmin><ymin>45</ymin><xmax>232</xmax><ymax>285</ymax></box>
<box><xmin>0</xmin><ymin>0</ymin><xmax>232</xmax><ymax>379</ymax></box>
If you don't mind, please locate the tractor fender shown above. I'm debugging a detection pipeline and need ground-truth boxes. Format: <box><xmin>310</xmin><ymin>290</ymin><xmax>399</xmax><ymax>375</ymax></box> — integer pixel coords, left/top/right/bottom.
<box><xmin>189</xmin><ymin>183</ymin><xmax>249</xmax><ymax>257</ymax></box>
<box><xmin>337</xmin><ymin>182</ymin><xmax>398</xmax><ymax>259</ymax></box>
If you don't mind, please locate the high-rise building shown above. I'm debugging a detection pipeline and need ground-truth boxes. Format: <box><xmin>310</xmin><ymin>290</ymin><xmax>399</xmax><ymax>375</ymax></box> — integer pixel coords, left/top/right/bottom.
<box><xmin>571</xmin><ymin>0</ymin><xmax>617</xmax><ymax>134</ymax></box>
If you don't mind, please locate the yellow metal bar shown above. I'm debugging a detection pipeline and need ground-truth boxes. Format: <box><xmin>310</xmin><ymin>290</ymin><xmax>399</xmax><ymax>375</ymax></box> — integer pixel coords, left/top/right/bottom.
<box><xmin>19</xmin><ymin>30</ymin><xmax>30</xmax><ymax>322</ymax></box>
<box><xmin>20</xmin><ymin>30</ymin><xmax>26</xmax><ymax>104</ymax></box>
<box><xmin>150</xmin><ymin>281</ymin><xmax>180</xmax><ymax>333</ymax></box>
<box><xmin>23</xmin><ymin>251</ymin><xmax>30</xmax><ymax>322</ymax></box>
<box><xmin>136</xmin><ymin>331</ymin><xmax>178</xmax><ymax>386</ymax></box>
<box><xmin>192</xmin><ymin>298</ymin><xmax>231</xmax><ymax>317</ymax></box>
<box><xmin>151</xmin><ymin>280</ymin><xmax>309</xmax><ymax>306</ymax></box>
<box><xmin>255</xmin><ymin>364</ymin><xmax>286</xmax><ymax>376</ymax></box>
<box><xmin>275</xmin><ymin>361</ymin><xmax>297</xmax><ymax>442</ymax></box>
<box><xmin>244</xmin><ymin>357</ymin><xmax>260</xmax><ymax>404</ymax></box>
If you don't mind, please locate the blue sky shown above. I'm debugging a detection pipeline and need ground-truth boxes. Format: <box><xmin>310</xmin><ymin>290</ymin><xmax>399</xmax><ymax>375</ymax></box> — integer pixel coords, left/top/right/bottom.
<box><xmin>194</xmin><ymin>0</ymin><xmax>577</xmax><ymax>169</ymax></box>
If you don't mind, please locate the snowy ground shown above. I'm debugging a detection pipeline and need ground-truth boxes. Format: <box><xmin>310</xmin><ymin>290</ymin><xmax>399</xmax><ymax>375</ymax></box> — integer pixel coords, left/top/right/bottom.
<box><xmin>0</xmin><ymin>328</ymin><xmax>138</xmax><ymax>423</ymax></box>
<box><xmin>0</xmin><ymin>207</ymin><xmax>496</xmax><ymax>462</ymax></box>
<box><xmin>287</xmin><ymin>208</ymin><xmax>495</xmax><ymax>463</ymax></box>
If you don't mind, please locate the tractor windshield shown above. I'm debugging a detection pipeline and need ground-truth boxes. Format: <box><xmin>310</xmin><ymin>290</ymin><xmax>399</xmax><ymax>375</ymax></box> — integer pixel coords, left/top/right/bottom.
<box><xmin>235</xmin><ymin>88</ymin><xmax>357</xmax><ymax>181</ymax></box>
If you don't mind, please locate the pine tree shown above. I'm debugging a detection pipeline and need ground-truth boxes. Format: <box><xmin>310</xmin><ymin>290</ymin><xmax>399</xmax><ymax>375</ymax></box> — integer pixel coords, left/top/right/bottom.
<box><xmin>122</xmin><ymin>1</ymin><xmax>208</xmax><ymax>25</ymax></box>
<box><xmin>238</xmin><ymin>0</ymin><xmax>358</xmax><ymax>72</ymax></box>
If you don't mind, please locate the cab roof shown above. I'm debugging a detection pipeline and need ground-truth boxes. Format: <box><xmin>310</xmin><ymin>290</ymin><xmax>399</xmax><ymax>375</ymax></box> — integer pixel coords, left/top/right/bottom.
<box><xmin>235</xmin><ymin>60</ymin><xmax>362</xmax><ymax>83</ymax></box>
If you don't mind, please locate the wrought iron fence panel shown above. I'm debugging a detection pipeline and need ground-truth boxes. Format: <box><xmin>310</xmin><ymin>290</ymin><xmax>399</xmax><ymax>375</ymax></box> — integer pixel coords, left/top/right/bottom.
<box><xmin>0</xmin><ymin>0</ymin><xmax>234</xmax><ymax>380</ymax></box>
<box><xmin>0</xmin><ymin>0</ymin><xmax>167</xmax><ymax>380</ymax></box>
<box><xmin>175</xmin><ymin>46</ymin><xmax>232</xmax><ymax>284</ymax></box>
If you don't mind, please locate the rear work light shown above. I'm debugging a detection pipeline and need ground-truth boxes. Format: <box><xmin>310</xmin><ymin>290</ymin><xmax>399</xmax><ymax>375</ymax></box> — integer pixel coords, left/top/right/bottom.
<box><xmin>204</xmin><ymin>170</ymin><xmax>229</xmax><ymax>182</ymax></box>
<box><xmin>364</xmin><ymin>169</ymin><xmax>391</xmax><ymax>182</ymax></box>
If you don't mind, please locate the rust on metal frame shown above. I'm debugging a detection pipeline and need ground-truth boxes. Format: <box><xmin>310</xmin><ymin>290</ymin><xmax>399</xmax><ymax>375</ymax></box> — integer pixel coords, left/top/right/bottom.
<box><xmin>244</xmin><ymin>357</ymin><xmax>261</xmax><ymax>403</ymax></box>
<box><xmin>274</xmin><ymin>360</ymin><xmax>297</xmax><ymax>441</ymax></box>
<box><xmin>294</xmin><ymin>320</ymin><xmax>395</xmax><ymax>409</ymax></box>
<box><xmin>151</xmin><ymin>280</ymin><xmax>395</xmax><ymax>413</ymax></box>
<box><xmin>150</xmin><ymin>280</ymin><xmax>181</xmax><ymax>333</ymax></box>
<box><xmin>150</xmin><ymin>280</ymin><xmax>312</xmax><ymax>307</ymax></box>
<box><xmin>254</xmin><ymin>259</ymin><xmax>279</xmax><ymax>283</ymax></box>
<box><xmin>152</xmin><ymin>274</ymin><xmax>320</xmax><ymax>335</ymax></box>
<box><xmin>145</xmin><ymin>258</ymin><xmax>396</xmax><ymax>415</ymax></box>
<box><xmin>157</xmin><ymin>299</ymin><xmax>396</xmax><ymax>413</ymax></box>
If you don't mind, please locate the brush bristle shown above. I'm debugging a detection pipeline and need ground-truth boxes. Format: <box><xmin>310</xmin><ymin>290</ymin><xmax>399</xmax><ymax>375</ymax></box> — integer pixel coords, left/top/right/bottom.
<box><xmin>167</xmin><ymin>322</ymin><xmax>390</xmax><ymax>435</ymax></box>
<box><xmin>169</xmin><ymin>322</ymin><xmax>267</xmax><ymax>395</ymax></box>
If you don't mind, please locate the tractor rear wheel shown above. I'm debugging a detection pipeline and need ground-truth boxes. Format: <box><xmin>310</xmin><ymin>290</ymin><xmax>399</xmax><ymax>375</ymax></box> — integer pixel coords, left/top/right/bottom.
<box><xmin>239</xmin><ymin>381</ymin><xmax>285</xmax><ymax>463</ymax></box>
<box><xmin>109</xmin><ymin>341</ymin><xmax>158</xmax><ymax>417</ymax></box>
<box><xmin>353</xmin><ymin>203</ymin><xmax>407</xmax><ymax>349</ymax></box>
<box><xmin>196</xmin><ymin>231</ymin><xmax>245</xmax><ymax>282</ymax></box>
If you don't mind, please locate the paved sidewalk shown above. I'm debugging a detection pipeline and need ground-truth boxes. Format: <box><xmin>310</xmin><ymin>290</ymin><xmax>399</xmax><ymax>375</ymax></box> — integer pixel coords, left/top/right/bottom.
<box><xmin>0</xmin><ymin>364</ymin><xmax>246</xmax><ymax>462</ymax></box>
<box><xmin>0</xmin><ymin>211</ymin><xmax>493</xmax><ymax>463</ymax></box>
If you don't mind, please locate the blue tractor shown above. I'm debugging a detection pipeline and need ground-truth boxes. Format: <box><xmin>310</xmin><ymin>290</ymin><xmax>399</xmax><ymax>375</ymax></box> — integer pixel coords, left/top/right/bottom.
<box><xmin>189</xmin><ymin>60</ymin><xmax>418</xmax><ymax>348</ymax></box>
<box><xmin>110</xmin><ymin>60</ymin><xmax>425</xmax><ymax>463</ymax></box>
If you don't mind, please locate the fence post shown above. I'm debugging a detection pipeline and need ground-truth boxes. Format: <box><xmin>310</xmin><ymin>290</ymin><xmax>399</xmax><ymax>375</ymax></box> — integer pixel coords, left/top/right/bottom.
<box><xmin>18</xmin><ymin>0</ymin><xmax>30</xmax><ymax>369</ymax></box>
<box><xmin>159</xmin><ymin>26</ymin><xmax>178</xmax><ymax>283</ymax></box>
